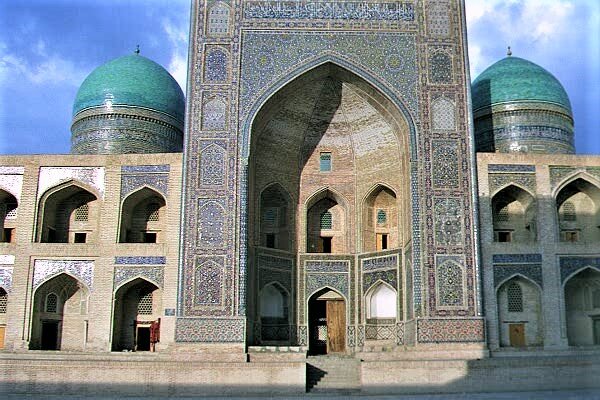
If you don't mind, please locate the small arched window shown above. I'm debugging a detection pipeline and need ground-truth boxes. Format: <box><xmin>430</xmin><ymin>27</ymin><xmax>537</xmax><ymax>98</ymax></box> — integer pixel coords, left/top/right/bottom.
<box><xmin>377</xmin><ymin>209</ymin><xmax>387</xmax><ymax>225</ymax></box>
<box><xmin>45</xmin><ymin>293</ymin><xmax>58</xmax><ymax>313</ymax></box>
<box><xmin>507</xmin><ymin>282</ymin><xmax>523</xmax><ymax>312</ymax></box>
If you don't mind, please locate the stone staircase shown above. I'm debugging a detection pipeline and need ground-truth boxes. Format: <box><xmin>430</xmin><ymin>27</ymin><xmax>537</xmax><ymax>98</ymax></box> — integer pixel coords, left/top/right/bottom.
<box><xmin>306</xmin><ymin>355</ymin><xmax>361</xmax><ymax>394</ymax></box>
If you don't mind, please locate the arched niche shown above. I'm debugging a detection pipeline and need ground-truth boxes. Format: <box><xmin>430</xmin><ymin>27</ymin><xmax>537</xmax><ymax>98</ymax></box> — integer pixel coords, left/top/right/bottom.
<box><xmin>119</xmin><ymin>187</ymin><xmax>167</xmax><ymax>243</ymax></box>
<box><xmin>496</xmin><ymin>276</ymin><xmax>543</xmax><ymax>347</ymax></box>
<box><xmin>0</xmin><ymin>189</ymin><xmax>17</xmax><ymax>243</ymax></box>
<box><xmin>362</xmin><ymin>185</ymin><xmax>399</xmax><ymax>252</ymax></box>
<box><xmin>306</xmin><ymin>189</ymin><xmax>347</xmax><ymax>254</ymax></box>
<box><xmin>491</xmin><ymin>185</ymin><xmax>536</xmax><ymax>243</ymax></box>
<box><xmin>30</xmin><ymin>273</ymin><xmax>89</xmax><ymax>350</ymax></box>
<box><xmin>556</xmin><ymin>178</ymin><xmax>600</xmax><ymax>243</ymax></box>
<box><xmin>112</xmin><ymin>277</ymin><xmax>161</xmax><ymax>351</ymax></box>
<box><xmin>366</xmin><ymin>282</ymin><xmax>397</xmax><ymax>320</ymax></box>
<box><xmin>564</xmin><ymin>267</ymin><xmax>600</xmax><ymax>346</ymax></box>
<box><xmin>259</xmin><ymin>282</ymin><xmax>290</xmax><ymax>343</ymax></box>
<box><xmin>259</xmin><ymin>184</ymin><xmax>293</xmax><ymax>251</ymax></box>
<box><xmin>37</xmin><ymin>182</ymin><xmax>99</xmax><ymax>243</ymax></box>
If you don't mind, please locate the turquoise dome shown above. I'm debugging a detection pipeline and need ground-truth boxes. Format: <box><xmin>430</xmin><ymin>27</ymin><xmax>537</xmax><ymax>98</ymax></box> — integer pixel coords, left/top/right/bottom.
<box><xmin>472</xmin><ymin>56</ymin><xmax>571</xmax><ymax>113</ymax></box>
<box><xmin>73</xmin><ymin>54</ymin><xmax>185</xmax><ymax>122</ymax></box>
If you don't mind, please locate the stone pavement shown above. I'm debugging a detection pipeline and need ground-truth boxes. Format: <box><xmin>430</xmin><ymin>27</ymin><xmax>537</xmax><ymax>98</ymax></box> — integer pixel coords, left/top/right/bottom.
<box><xmin>4</xmin><ymin>389</ymin><xmax>600</xmax><ymax>400</ymax></box>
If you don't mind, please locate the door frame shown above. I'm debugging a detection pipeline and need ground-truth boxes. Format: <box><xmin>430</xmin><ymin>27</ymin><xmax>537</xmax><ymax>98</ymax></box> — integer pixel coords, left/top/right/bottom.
<box><xmin>307</xmin><ymin>288</ymin><xmax>347</xmax><ymax>355</ymax></box>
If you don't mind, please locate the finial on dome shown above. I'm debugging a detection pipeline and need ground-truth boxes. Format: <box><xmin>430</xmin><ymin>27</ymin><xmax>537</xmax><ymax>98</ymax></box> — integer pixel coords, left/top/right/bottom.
<box><xmin>507</xmin><ymin>46</ymin><xmax>512</xmax><ymax>57</ymax></box>
<box><xmin>134</xmin><ymin>45</ymin><xmax>140</xmax><ymax>55</ymax></box>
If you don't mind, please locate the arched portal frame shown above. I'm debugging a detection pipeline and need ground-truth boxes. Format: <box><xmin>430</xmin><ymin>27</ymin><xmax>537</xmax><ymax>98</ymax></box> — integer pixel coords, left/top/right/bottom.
<box><xmin>240</xmin><ymin>58</ymin><xmax>421</xmax><ymax>317</ymax></box>
<box><xmin>553</xmin><ymin>174</ymin><xmax>600</xmax><ymax>244</ymax></box>
<box><xmin>118</xmin><ymin>185</ymin><xmax>168</xmax><ymax>244</ymax></box>
<box><xmin>562</xmin><ymin>266</ymin><xmax>600</xmax><ymax>346</ymax></box>
<box><xmin>258</xmin><ymin>281</ymin><xmax>292</xmax><ymax>343</ymax></box>
<box><xmin>35</xmin><ymin>180</ymin><xmax>101</xmax><ymax>243</ymax></box>
<box><xmin>256</xmin><ymin>182</ymin><xmax>295</xmax><ymax>251</ymax></box>
<box><xmin>0</xmin><ymin>188</ymin><xmax>18</xmax><ymax>243</ymax></box>
<box><xmin>304</xmin><ymin>187</ymin><xmax>351</xmax><ymax>254</ymax></box>
<box><xmin>364</xmin><ymin>280</ymin><xmax>399</xmax><ymax>322</ymax></box>
<box><xmin>306</xmin><ymin>286</ymin><xmax>348</xmax><ymax>354</ymax></box>
<box><xmin>360</xmin><ymin>183</ymin><xmax>401</xmax><ymax>253</ymax></box>
<box><xmin>495</xmin><ymin>274</ymin><xmax>544</xmax><ymax>347</ymax></box>
<box><xmin>29</xmin><ymin>272</ymin><xmax>90</xmax><ymax>350</ymax></box>
<box><xmin>111</xmin><ymin>277</ymin><xmax>161</xmax><ymax>352</ymax></box>
<box><xmin>490</xmin><ymin>184</ymin><xmax>537</xmax><ymax>243</ymax></box>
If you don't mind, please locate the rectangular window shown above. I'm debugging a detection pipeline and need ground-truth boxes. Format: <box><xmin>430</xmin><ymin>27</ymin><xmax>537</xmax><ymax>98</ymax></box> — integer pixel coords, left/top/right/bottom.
<box><xmin>321</xmin><ymin>237</ymin><xmax>332</xmax><ymax>253</ymax></box>
<box><xmin>74</xmin><ymin>232</ymin><xmax>87</xmax><ymax>243</ymax></box>
<box><xmin>266</xmin><ymin>234</ymin><xmax>275</xmax><ymax>248</ymax></box>
<box><xmin>563</xmin><ymin>230</ymin><xmax>578</xmax><ymax>242</ymax></box>
<box><xmin>1</xmin><ymin>228</ymin><xmax>14</xmax><ymax>243</ymax></box>
<box><xmin>376</xmin><ymin>233</ymin><xmax>389</xmax><ymax>251</ymax></box>
<box><xmin>494</xmin><ymin>230</ymin><xmax>512</xmax><ymax>242</ymax></box>
<box><xmin>143</xmin><ymin>232</ymin><xmax>157</xmax><ymax>243</ymax></box>
<box><xmin>47</xmin><ymin>228</ymin><xmax>57</xmax><ymax>243</ymax></box>
<box><xmin>319</xmin><ymin>152</ymin><xmax>332</xmax><ymax>172</ymax></box>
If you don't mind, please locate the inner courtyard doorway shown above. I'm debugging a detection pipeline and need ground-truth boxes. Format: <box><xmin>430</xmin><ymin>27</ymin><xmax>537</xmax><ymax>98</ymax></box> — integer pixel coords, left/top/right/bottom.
<box><xmin>308</xmin><ymin>289</ymin><xmax>346</xmax><ymax>355</ymax></box>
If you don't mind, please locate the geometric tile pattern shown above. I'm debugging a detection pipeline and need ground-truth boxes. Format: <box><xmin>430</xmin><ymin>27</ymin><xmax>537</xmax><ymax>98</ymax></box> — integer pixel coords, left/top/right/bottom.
<box><xmin>33</xmin><ymin>259</ymin><xmax>94</xmax><ymax>291</ymax></box>
<box><xmin>431</xmin><ymin>97</ymin><xmax>455</xmax><ymax>130</ymax></box>
<box><xmin>434</xmin><ymin>197</ymin><xmax>463</xmax><ymax>246</ymax></box>
<box><xmin>489</xmin><ymin>173</ymin><xmax>536</xmax><ymax>195</ymax></box>
<box><xmin>559</xmin><ymin>256</ymin><xmax>600</xmax><ymax>283</ymax></box>
<box><xmin>114</xmin><ymin>256</ymin><xmax>166</xmax><ymax>265</ymax></box>
<box><xmin>175</xmin><ymin>317</ymin><xmax>245</xmax><ymax>342</ymax></box>
<box><xmin>432</xmin><ymin>140</ymin><xmax>459</xmax><ymax>188</ymax></box>
<box><xmin>114</xmin><ymin>266</ymin><xmax>164</xmax><ymax>289</ymax></box>
<box><xmin>427</xmin><ymin>0</ymin><xmax>450</xmax><ymax>37</ymax></box>
<box><xmin>0</xmin><ymin>267</ymin><xmax>13</xmax><ymax>292</ymax></box>
<box><xmin>493</xmin><ymin>264</ymin><xmax>543</xmax><ymax>289</ymax></box>
<box><xmin>120</xmin><ymin>165</ymin><xmax>169</xmax><ymax>199</ymax></box>
<box><xmin>38</xmin><ymin>167</ymin><xmax>105</xmax><ymax>200</ymax></box>
<box><xmin>436</xmin><ymin>260</ymin><xmax>464</xmax><ymax>307</ymax></box>
<box><xmin>417</xmin><ymin>318</ymin><xmax>485</xmax><ymax>343</ymax></box>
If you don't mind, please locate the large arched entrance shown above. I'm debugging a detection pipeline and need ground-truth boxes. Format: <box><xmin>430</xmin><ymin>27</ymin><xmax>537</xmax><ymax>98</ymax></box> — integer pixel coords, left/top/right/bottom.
<box><xmin>30</xmin><ymin>273</ymin><xmax>89</xmax><ymax>351</ymax></box>
<box><xmin>308</xmin><ymin>288</ymin><xmax>346</xmax><ymax>355</ymax></box>
<box><xmin>247</xmin><ymin>62</ymin><xmax>411</xmax><ymax>347</ymax></box>
<box><xmin>112</xmin><ymin>278</ymin><xmax>161</xmax><ymax>351</ymax></box>
<box><xmin>564</xmin><ymin>268</ymin><xmax>600</xmax><ymax>346</ymax></box>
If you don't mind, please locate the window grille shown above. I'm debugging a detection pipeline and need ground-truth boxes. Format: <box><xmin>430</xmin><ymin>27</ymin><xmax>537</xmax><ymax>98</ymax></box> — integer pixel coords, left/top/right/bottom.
<box><xmin>0</xmin><ymin>289</ymin><xmax>7</xmax><ymax>313</ymax></box>
<box><xmin>263</xmin><ymin>208</ymin><xmax>278</xmax><ymax>227</ymax></box>
<box><xmin>506</xmin><ymin>282</ymin><xmax>523</xmax><ymax>312</ymax></box>
<box><xmin>146</xmin><ymin>203</ymin><xmax>160</xmax><ymax>222</ymax></box>
<box><xmin>319</xmin><ymin>152</ymin><xmax>332</xmax><ymax>172</ymax></box>
<box><xmin>377</xmin><ymin>209</ymin><xmax>387</xmax><ymax>224</ymax></box>
<box><xmin>5</xmin><ymin>203</ymin><xmax>17</xmax><ymax>219</ymax></box>
<box><xmin>493</xmin><ymin>204</ymin><xmax>509</xmax><ymax>222</ymax></box>
<box><xmin>138</xmin><ymin>291</ymin><xmax>153</xmax><ymax>315</ymax></box>
<box><xmin>45</xmin><ymin>293</ymin><xmax>58</xmax><ymax>313</ymax></box>
<box><xmin>320</xmin><ymin>211</ymin><xmax>332</xmax><ymax>230</ymax></box>
<box><xmin>74</xmin><ymin>203</ymin><xmax>89</xmax><ymax>221</ymax></box>
<box><xmin>208</xmin><ymin>3</ymin><xmax>230</xmax><ymax>35</ymax></box>
<box><xmin>561</xmin><ymin>201</ymin><xmax>576</xmax><ymax>222</ymax></box>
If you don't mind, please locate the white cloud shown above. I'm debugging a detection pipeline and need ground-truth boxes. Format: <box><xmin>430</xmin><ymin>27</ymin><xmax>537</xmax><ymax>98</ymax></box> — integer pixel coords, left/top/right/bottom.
<box><xmin>162</xmin><ymin>18</ymin><xmax>188</xmax><ymax>92</ymax></box>
<box><xmin>465</xmin><ymin>0</ymin><xmax>576</xmax><ymax>77</ymax></box>
<box><xmin>0</xmin><ymin>46</ymin><xmax>85</xmax><ymax>87</ymax></box>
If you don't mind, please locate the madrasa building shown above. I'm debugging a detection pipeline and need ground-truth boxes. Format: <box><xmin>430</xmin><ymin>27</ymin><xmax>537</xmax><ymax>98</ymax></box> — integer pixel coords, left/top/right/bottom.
<box><xmin>0</xmin><ymin>0</ymin><xmax>599</xmax><ymax>395</ymax></box>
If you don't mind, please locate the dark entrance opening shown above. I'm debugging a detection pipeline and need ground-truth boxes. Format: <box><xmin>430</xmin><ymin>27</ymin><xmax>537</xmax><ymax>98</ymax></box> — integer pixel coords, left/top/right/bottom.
<box><xmin>320</xmin><ymin>237</ymin><xmax>332</xmax><ymax>253</ymax></box>
<box><xmin>136</xmin><ymin>326</ymin><xmax>151</xmax><ymax>351</ymax></box>
<box><xmin>308</xmin><ymin>289</ymin><xmax>346</xmax><ymax>355</ymax></box>
<box><xmin>40</xmin><ymin>321</ymin><xmax>59</xmax><ymax>350</ymax></box>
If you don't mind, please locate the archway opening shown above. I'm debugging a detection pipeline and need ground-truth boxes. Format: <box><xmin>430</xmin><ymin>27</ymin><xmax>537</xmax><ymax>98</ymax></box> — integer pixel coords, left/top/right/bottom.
<box><xmin>38</xmin><ymin>184</ymin><xmax>98</xmax><ymax>243</ymax></box>
<box><xmin>306</xmin><ymin>190</ymin><xmax>347</xmax><ymax>254</ymax></box>
<box><xmin>308</xmin><ymin>288</ymin><xmax>345</xmax><ymax>355</ymax></box>
<box><xmin>365</xmin><ymin>282</ymin><xmax>397</xmax><ymax>341</ymax></box>
<box><xmin>362</xmin><ymin>186</ymin><xmax>399</xmax><ymax>252</ymax></box>
<box><xmin>259</xmin><ymin>184</ymin><xmax>292</xmax><ymax>251</ymax></box>
<box><xmin>491</xmin><ymin>185</ymin><xmax>536</xmax><ymax>243</ymax></box>
<box><xmin>119</xmin><ymin>188</ymin><xmax>166</xmax><ymax>243</ymax></box>
<box><xmin>30</xmin><ymin>273</ymin><xmax>89</xmax><ymax>350</ymax></box>
<box><xmin>112</xmin><ymin>278</ymin><xmax>161</xmax><ymax>351</ymax></box>
<box><xmin>0</xmin><ymin>189</ymin><xmax>17</xmax><ymax>243</ymax></box>
<box><xmin>497</xmin><ymin>277</ymin><xmax>543</xmax><ymax>347</ymax></box>
<box><xmin>565</xmin><ymin>268</ymin><xmax>600</xmax><ymax>346</ymax></box>
<box><xmin>259</xmin><ymin>282</ymin><xmax>290</xmax><ymax>343</ymax></box>
<box><xmin>556</xmin><ymin>178</ymin><xmax>600</xmax><ymax>243</ymax></box>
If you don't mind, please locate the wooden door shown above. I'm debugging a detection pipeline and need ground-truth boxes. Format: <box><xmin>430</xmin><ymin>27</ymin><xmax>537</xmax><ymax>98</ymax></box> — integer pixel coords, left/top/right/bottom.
<box><xmin>326</xmin><ymin>300</ymin><xmax>345</xmax><ymax>353</ymax></box>
<box><xmin>509</xmin><ymin>323</ymin><xmax>525</xmax><ymax>347</ymax></box>
<box><xmin>0</xmin><ymin>326</ymin><xmax>5</xmax><ymax>349</ymax></box>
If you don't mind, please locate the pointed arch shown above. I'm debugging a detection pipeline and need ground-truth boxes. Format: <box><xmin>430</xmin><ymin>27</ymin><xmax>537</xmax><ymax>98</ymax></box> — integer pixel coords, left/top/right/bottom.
<box><xmin>555</xmin><ymin>177</ymin><xmax>600</xmax><ymax>243</ymax></box>
<box><xmin>0</xmin><ymin>188</ymin><xmax>18</xmax><ymax>243</ymax></box>
<box><xmin>563</xmin><ymin>267</ymin><xmax>600</xmax><ymax>346</ymax></box>
<box><xmin>365</xmin><ymin>280</ymin><xmax>397</xmax><ymax>319</ymax></box>
<box><xmin>259</xmin><ymin>183</ymin><xmax>293</xmax><ymax>251</ymax></box>
<box><xmin>552</xmin><ymin>171</ymin><xmax>600</xmax><ymax>199</ymax></box>
<box><xmin>243</xmin><ymin>56</ymin><xmax>417</xmax><ymax>160</ymax></box>
<box><xmin>491</xmin><ymin>184</ymin><xmax>537</xmax><ymax>243</ymax></box>
<box><xmin>305</xmin><ymin>188</ymin><xmax>349</xmax><ymax>254</ymax></box>
<box><xmin>497</xmin><ymin>275</ymin><xmax>544</xmax><ymax>347</ymax></box>
<box><xmin>119</xmin><ymin>186</ymin><xmax>167</xmax><ymax>243</ymax></box>
<box><xmin>36</xmin><ymin>180</ymin><xmax>99</xmax><ymax>243</ymax></box>
<box><xmin>362</xmin><ymin>184</ymin><xmax>399</xmax><ymax>252</ymax></box>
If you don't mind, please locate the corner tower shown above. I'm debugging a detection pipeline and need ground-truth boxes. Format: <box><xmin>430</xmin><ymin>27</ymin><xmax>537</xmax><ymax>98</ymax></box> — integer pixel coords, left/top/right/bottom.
<box><xmin>178</xmin><ymin>0</ymin><xmax>484</xmax><ymax>353</ymax></box>
<box><xmin>71</xmin><ymin>52</ymin><xmax>185</xmax><ymax>154</ymax></box>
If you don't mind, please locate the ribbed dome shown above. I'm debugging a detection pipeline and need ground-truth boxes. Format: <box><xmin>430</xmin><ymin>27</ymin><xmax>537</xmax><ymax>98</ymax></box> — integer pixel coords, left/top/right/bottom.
<box><xmin>73</xmin><ymin>54</ymin><xmax>185</xmax><ymax>123</ymax></box>
<box><xmin>472</xmin><ymin>56</ymin><xmax>571</xmax><ymax>113</ymax></box>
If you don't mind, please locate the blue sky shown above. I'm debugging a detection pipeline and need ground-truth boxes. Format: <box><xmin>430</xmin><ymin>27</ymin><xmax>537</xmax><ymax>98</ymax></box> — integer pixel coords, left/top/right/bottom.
<box><xmin>0</xmin><ymin>0</ymin><xmax>598</xmax><ymax>155</ymax></box>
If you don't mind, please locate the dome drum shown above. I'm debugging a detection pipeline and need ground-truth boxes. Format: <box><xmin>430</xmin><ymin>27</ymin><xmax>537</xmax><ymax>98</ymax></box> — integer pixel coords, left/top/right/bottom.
<box><xmin>71</xmin><ymin>54</ymin><xmax>185</xmax><ymax>155</ymax></box>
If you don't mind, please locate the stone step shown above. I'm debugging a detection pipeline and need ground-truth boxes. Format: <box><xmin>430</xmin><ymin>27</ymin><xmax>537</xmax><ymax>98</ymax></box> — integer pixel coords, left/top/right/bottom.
<box><xmin>306</xmin><ymin>356</ymin><xmax>361</xmax><ymax>393</ymax></box>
